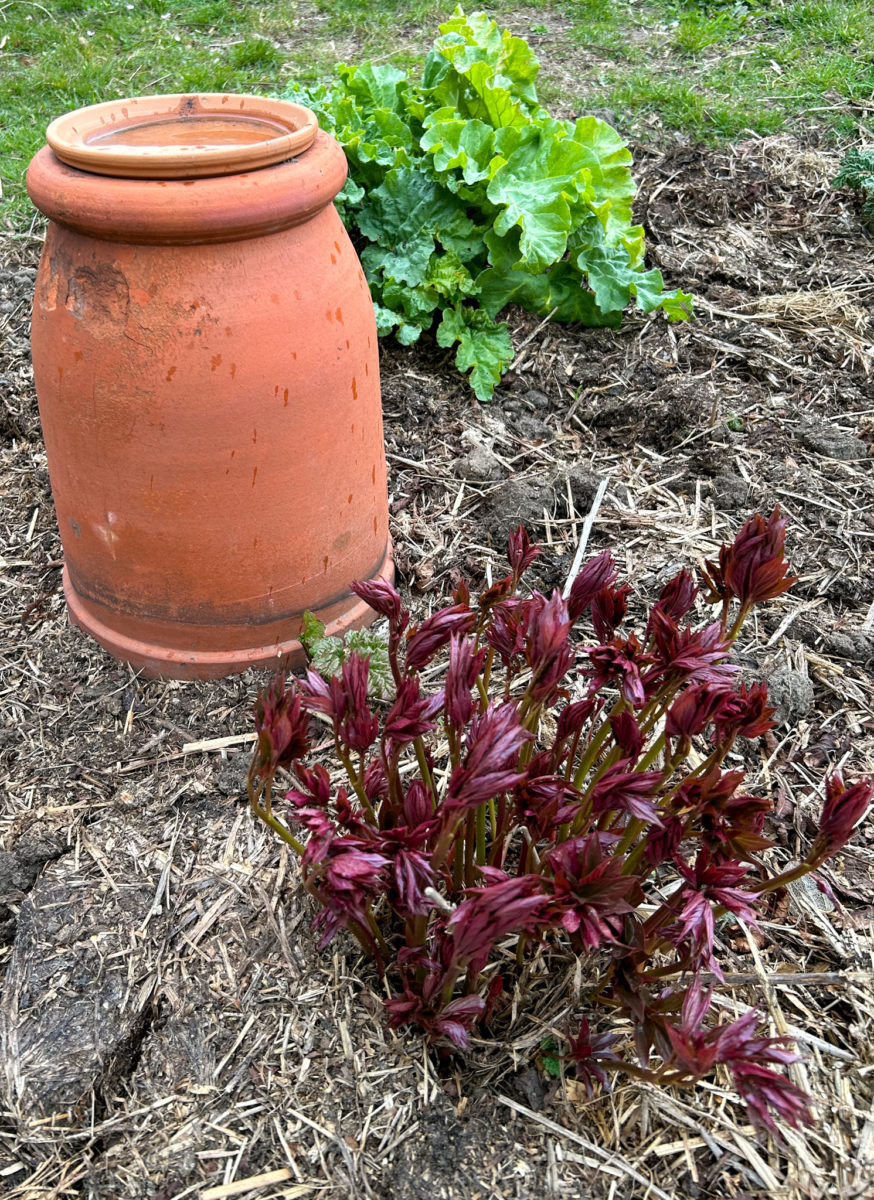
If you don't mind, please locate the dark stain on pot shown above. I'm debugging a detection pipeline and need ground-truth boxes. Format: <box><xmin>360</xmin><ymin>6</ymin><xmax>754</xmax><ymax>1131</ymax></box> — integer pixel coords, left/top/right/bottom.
<box><xmin>372</xmin><ymin>465</ymin><xmax>376</xmax><ymax>484</ymax></box>
<box><xmin>334</xmin><ymin>241</ymin><xmax>342</xmax><ymax>255</ymax></box>
<box><xmin>229</xmin><ymin>363</ymin><xmax>236</xmax><ymax>379</ymax></box>
<box><xmin>64</xmin><ymin>264</ymin><xmax>130</xmax><ymax>327</ymax></box>
<box><xmin>251</xmin><ymin>466</ymin><xmax>258</xmax><ymax>487</ymax></box>
<box><xmin>57</xmin><ymin>366</ymin><xmax>63</xmax><ymax>382</ymax></box>
<box><xmin>323</xmin><ymin>556</ymin><xmax>329</xmax><ymax>572</ymax></box>
<box><xmin>211</xmin><ymin>354</ymin><xmax>222</xmax><ymax>371</ymax></box>
<box><xmin>348</xmin><ymin>494</ymin><xmax>353</xmax><ymax>504</ymax></box>
<box><xmin>69</xmin><ymin>518</ymin><xmax>81</xmax><ymax>538</ymax></box>
<box><xmin>283</xmin><ymin>388</ymin><xmax>289</xmax><ymax>406</ymax></box>
<box><xmin>252</xmin><ymin>428</ymin><xmax>257</xmax><ymax>444</ymax></box>
<box><xmin>230</xmin><ymin>450</ymin><xmax>236</xmax><ymax>458</ymax></box>
<box><xmin>330</xmin><ymin>253</ymin><xmax>336</xmax><ymax>265</ymax></box>
<box><xmin>166</xmin><ymin>366</ymin><xmax>176</xmax><ymax>382</ymax></box>
<box><xmin>333</xmin><ymin>531</ymin><xmax>351</xmax><ymax>552</ymax></box>
<box><xmin>225</xmin><ymin>326</ymin><xmax>233</xmax><ymax>336</ymax></box>
<box><xmin>74</xmin><ymin>350</ymin><xmax>83</xmax><ymax>362</ymax></box>
<box><xmin>351</xmin><ymin>378</ymin><xmax>357</xmax><ymax>399</ymax></box>
<box><xmin>335</xmin><ymin>307</ymin><xmax>343</xmax><ymax>325</ymax></box>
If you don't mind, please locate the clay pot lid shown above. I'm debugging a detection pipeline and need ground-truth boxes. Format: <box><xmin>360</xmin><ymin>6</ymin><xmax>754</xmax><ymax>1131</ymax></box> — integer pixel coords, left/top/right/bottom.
<box><xmin>46</xmin><ymin>93</ymin><xmax>318</xmax><ymax>179</ymax></box>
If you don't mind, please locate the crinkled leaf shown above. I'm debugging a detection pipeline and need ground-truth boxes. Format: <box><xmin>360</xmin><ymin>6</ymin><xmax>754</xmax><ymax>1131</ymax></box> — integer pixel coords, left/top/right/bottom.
<box><xmin>477</xmin><ymin>260</ymin><xmax>622</xmax><ymax>326</ymax></box>
<box><xmin>436</xmin><ymin>307</ymin><xmax>514</xmax><ymax>402</ymax></box>
<box><xmin>300</xmin><ymin>611</ymin><xmax>391</xmax><ymax>696</ymax></box>
<box><xmin>572</xmin><ymin>241</ymin><xmax>693</xmax><ymax>321</ymax></box>
<box><xmin>488</xmin><ymin>130</ymin><xmax>594</xmax><ymax>269</ymax></box>
<box><xmin>420</xmin><ymin>110</ymin><xmax>495</xmax><ymax>183</ymax></box>
<box><xmin>357</xmin><ymin>168</ymin><xmax>476</xmax><ymax>289</ymax></box>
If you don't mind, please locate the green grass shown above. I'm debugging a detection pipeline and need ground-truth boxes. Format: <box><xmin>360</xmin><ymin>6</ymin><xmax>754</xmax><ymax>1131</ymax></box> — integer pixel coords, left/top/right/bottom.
<box><xmin>570</xmin><ymin>0</ymin><xmax>874</xmax><ymax>143</ymax></box>
<box><xmin>2</xmin><ymin>0</ymin><xmax>873</xmax><ymax>227</ymax></box>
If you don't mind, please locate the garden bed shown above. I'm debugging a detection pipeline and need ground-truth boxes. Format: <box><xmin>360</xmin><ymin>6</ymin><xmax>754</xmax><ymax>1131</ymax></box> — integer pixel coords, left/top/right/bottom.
<box><xmin>1</xmin><ymin>132</ymin><xmax>873</xmax><ymax>1199</ymax></box>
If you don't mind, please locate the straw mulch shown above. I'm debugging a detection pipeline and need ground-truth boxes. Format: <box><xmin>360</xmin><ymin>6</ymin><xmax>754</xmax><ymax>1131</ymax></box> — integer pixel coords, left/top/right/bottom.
<box><xmin>1</xmin><ymin>134</ymin><xmax>872</xmax><ymax>1200</ymax></box>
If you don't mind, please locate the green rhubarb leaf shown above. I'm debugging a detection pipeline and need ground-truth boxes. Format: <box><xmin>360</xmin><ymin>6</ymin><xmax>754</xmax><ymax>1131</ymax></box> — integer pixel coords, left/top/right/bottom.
<box><xmin>436</xmin><ymin>306</ymin><xmax>513</xmax><ymax>402</ymax></box>
<box><xmin>336</xmin><ymin>61</ymin><xmax>409</xmax><ymax>112</ymax></box>
<box><xmin>476</xmin><ymin>260</ymin><xmax>621</xmax><ymax>326</ymax></box>
<box><xmin>487</xmin><ymin>130</ymin><xmax>594</xmax><ymax>270</ymax></box>
<box><xmin>357</xmin><ymin>167</ymin><xmax>475</xmax><ymax>288</ymax></box>
<box><xmin>420</xmin><ymin>109</ymin><xmax>495</xmax><ymax>183</ymax></box>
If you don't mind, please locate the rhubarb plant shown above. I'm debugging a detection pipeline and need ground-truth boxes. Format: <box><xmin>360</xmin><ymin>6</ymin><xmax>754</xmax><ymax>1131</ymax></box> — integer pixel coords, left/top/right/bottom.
<box><xmin>283</xmin><ymin>9</ymin><xmax>692</xmax><ymax>401</ymax></box>
<box><xmin>248</xmin><ymin>511</ymin><xmax>871</xmax><ymax>1137</ymax></box>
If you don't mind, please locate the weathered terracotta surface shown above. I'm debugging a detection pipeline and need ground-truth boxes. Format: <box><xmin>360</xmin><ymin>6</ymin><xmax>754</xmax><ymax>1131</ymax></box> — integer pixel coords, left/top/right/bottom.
<box><xmin>27</xmin><ymin>100</ymin><xmax>391</xmax><ymax>679</ymax></box>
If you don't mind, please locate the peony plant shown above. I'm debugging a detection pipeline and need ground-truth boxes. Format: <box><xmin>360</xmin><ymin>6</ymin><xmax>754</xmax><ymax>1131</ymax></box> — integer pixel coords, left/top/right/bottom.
<box><xmin>247</xmin><ymin>511</ymin><xmax>871</xmax><ymax>1137</ymax></box>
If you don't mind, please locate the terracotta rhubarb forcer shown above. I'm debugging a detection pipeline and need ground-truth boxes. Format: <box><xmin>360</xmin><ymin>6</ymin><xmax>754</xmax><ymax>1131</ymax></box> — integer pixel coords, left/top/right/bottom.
<box><xmin>27</xmin><ymin>93</ymin><xmax>392</xmax><ymax>679</ymax></box>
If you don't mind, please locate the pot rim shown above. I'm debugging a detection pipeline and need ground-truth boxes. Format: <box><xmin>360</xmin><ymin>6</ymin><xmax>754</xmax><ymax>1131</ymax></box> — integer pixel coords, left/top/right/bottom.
<box><xmin>26</xmin><ymin>130</ymin><xmax>348</xmax><ymax>244</ymax></box>
<box><xmin>46</xmin><ymin>93</ymin><xmax>318</xmax><ymax>179</ymax></box>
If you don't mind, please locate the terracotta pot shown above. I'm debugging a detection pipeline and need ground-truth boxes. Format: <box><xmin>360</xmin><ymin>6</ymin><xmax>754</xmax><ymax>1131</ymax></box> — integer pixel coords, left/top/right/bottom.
<box><xmin>27</xmin><ymin>94</ymin><xmax>392</xmax><ymax>680</ymax></box>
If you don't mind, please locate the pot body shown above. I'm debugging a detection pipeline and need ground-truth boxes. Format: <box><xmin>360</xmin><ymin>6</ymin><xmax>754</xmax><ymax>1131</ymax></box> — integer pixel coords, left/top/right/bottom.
<box><xmin>27</xmin><ymin>129</ymin><xmax>391</xmax><ymax>679</ymax></box>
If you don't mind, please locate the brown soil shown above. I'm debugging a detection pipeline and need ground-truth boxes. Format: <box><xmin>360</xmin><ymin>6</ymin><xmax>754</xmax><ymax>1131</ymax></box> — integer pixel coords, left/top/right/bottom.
<box><xmin>1</xmin><ymin>134</ymin><xmax>873</xmax><ymax>1199</ymax></box>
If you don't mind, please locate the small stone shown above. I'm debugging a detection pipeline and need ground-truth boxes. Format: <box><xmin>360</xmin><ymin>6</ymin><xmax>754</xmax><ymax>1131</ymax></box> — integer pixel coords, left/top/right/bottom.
<box><xmin>766</xmin><ymin>667</ymin><xmax>814</xmax><ymax>726</ymax></box>
<box><xmin>525</xmin><ymin>387</ymin><xmax>550</xmax><ymax>410</ymax></box>
<box><xmin>512</xmin><ymin>415</ymin><xmax>550</xmax><ymax>442</ymax></box>
<box><xmin>455</xmin><ymin>444</ymin><xmax>502</xmax><ymax>482</ymax></box>
<box><xmin>712</xmin><ymin>472</ymin><xmax>748</xmax><ymax>510</ymax></box>
<box><xmin>800</xmin><ymin>422</ymin><xmax>867</xmax><ymax>461</ymax></box>
<box><xmin>562</xmin><ymin>465</ymin><xmax>600</xmax><ymax>512</ymax></box>
<box><xmin>481</xmin><ymin>476</ymin><xmax>554</xmax><ymax>546</ymax></box>
<box><xmin>215</xmin><ymin>759</ymin><xmax>249</xmax><ymax>798</ymax></box>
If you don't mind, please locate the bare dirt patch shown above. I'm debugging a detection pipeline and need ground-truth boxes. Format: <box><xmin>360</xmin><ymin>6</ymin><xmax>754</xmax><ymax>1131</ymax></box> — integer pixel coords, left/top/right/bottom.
<box><xmin>1</xmin><ymin>134</ymin><xmax>873</xmax><ymax>1199</ymax></box>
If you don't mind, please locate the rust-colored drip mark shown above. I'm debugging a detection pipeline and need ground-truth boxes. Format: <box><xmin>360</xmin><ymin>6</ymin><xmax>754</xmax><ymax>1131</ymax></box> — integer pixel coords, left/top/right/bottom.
<box><xmin>57</xmin><ymin>366</ymin><xmax>63</xmax><ymax>381</ymax></box>
<box><xmin>323</xmin><ymin>555</ymin><xmax>329</xmax><ymax>572</ymax></box>
<box><xmin>74</xmin><ymin>350</ymin><xmax>83</xmax><ymax>363</ymax></box>
<box><xmin>253</xmin><ymin>536</ymin><xmax>259</xmax><ymax>549</ymax></box>
<box><xmin>351</xmin><ymin>378</ymin><xmax>358</xmax><ymax>399</ymax></box>
<box><xmin>252</xmin><ymin>428</ymin><xmax>257</xmax><ymax>444</ymax></box>
<box><xmin>283</xmin><ymin>388</ymin><xmax>289</xmax><ymax>406</ymax></box>
<box><xmin>225</xmin><ymin>326</ymin><xmax>233</xmax><ymax>337</ymax></box>
<box><xmin>365</xmin><ymin>362</ymin><xmax>369</xmax><ymax>376</ymax></box>
<box><xmin>334</xmin><ymin>241</ymin><xmax>341</xmax><ymax>255</ymax></box>
<box><xmin>230</xmin><ymin>363</ymin><xmax>236</xmax><ymax>379</ymax></box>
<box><xmin>351</xmin><ymin>424</ymin><xmax>355</xmax><ymax>434</ymax></box>
<box><xmin>348</xmin><ymin>493</ymin><xmax>353</xmax><ymax>504</ymax></box>
<box><xmin>373</xmin><ymin>516</ymin><xmax>377</xmax><ymax>533</ymax></box>
<box><xmin>166</xmin><ymin>366</ymin><xmax>176</xmax><ymax>382</ymax></box>
<box><xmin>330</xmin><ymin>253</ymin><xmax>337</xmax><ymax>265</ymax></box>
<box><xmin>210</xmin><ymin>354</ymin><xmax>222</xmax><ymax>371</ymax></box>
<box><xmin>325</xmin><ymin>308</ymin><xmax>333</xmax><ymax>323</ymax></box>
<box><xmin>274</xmin><ymin>385</ymin><xmax>279</xmax><ymax>397</ymax></box>
<box><xmin>252</xmin><ymin>466</ymin><xmax>258</xmax><ymax>487</ymax></box>
<box><xmin>149</xmin><ymin>475</ymin><xmax>154</xmax><ymax>490</ymax></box>
<box><xmin>346</xmin><ymin>339</ymin><xmax>350</xmax><ymax>350</ymax></box>
<box><xmin>230</xmin><ymin>449</ymin><xmax>236</xmax><ymax>458</ymax></box>
<box><xmin>291</xmin><ymin>351</ymin><xmax>297</xmax><ymax>360</ymax></box>
<box><xmin>335</xmin><ymin>307</ymin><xmax>343</xmax><ymax>325</ymax></box>
<box><xmin>372</xmin><ymin>465</ymin><xmax>376</xmax><ymax>484</ymax></box>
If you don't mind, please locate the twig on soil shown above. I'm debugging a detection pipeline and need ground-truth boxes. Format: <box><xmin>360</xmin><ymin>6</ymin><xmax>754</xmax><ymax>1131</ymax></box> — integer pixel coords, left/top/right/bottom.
<box><xmin>562</xmin><ymin>476</ymin><xmax>609</xmax><ymax>599</ymax></box>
